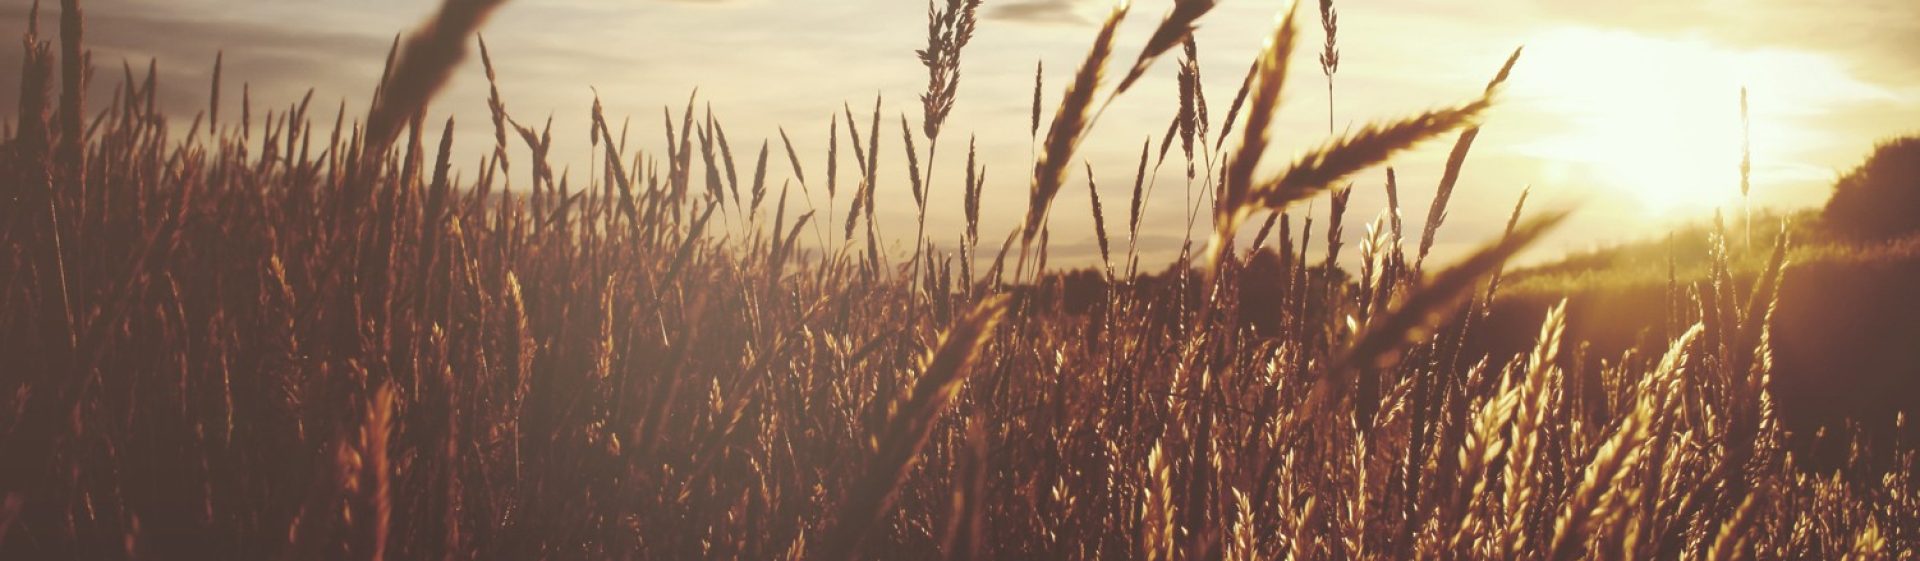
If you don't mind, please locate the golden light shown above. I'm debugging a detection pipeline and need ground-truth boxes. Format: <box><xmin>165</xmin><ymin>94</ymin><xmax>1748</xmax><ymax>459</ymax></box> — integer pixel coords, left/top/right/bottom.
<box><xmin>1509</xmin><ymin>27</ymin><xmax>1882</xmax><ymax>219</ymax></box>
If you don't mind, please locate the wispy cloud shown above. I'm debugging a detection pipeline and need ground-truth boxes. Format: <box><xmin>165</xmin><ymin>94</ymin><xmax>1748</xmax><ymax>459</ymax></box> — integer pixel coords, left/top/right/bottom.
<box><xmin>1533</xmin><ymin>0</ymin><xmax>1920</xmax><ymax>84</ymax></box>
<box><xmin>0</xmin><ymin>4</ymin><xmax>386</xmax><ymax>121</ymax></box>
<box><xmin>987</xmin><ymin>0</ymin><xmax>1088</xmax><ymax>25</ymax></box>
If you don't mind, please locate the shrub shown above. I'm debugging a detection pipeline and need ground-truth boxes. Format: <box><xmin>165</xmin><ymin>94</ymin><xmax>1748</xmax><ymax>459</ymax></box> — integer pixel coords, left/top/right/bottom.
<box><xmin>1823</xmin><ymin>134</ymin><xmax>1920</xmax><ymax>241</ymax></box>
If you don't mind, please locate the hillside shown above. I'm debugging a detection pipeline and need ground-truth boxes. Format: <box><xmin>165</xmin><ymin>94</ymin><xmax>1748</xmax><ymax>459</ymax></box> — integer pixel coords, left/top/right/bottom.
<box><xmin>1485</xmin><ymin>210</ymin><xmax>1920</xmax><ymax>447</ymax></box>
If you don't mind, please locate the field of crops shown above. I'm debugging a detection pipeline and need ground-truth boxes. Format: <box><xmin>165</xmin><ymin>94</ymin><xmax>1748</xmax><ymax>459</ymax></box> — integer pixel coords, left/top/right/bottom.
<box><xmin>1</xmin><ymin>1</ymin><xmax>1912</xmax><ymax>559</ymax></box>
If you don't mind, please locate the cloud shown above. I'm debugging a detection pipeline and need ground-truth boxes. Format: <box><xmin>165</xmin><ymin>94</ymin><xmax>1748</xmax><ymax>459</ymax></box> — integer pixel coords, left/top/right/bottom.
<box><xmin>1532</xmin><ymin>0</ymin><xmax>1920</xmax><ymax>85</ymax></box>
<box><xmin>0</xmin><ymin>4</ymin><xmax>388</xmax><ymax>122</ymax></box>
<box><xmin>987</xmin><ymin>0</ymin><xmax>1087</xmax><ymax>25</ymax></box>
<box><xmin>0</xmin><ymin>2</ymin><xmax>653</xmax><ymax>125</ymax></box>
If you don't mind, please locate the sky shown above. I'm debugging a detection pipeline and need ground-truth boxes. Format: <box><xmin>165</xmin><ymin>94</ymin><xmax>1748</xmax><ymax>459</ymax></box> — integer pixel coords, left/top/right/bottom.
<box><xmin>3</xmin><ymin>0</ymin><xmax>1918</xmax><ymax>269</ymax></box>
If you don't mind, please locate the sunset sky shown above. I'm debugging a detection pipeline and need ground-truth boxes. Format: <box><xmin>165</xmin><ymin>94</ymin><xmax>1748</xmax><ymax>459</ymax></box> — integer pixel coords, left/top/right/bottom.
<box><xmin>4</xmin><ymin>0</ymin><xmax>1917</xmax><ymax>267</ymax></box>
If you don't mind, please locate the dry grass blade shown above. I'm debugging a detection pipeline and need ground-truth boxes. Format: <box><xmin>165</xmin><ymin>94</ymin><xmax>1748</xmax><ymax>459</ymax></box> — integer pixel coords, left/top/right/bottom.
<box><xmin>816</xmin><ymin>296</ymin><xmax>1010</xmax><ymax>561</ymax></box>
<box><xmin>1116</xmin><ymin>0</ymin><xmax>1219</xmax><ymax>96</ymax></box>
<box><xmin>364</xmin><ymin>0</ymin><xmax>510</xmax><ymax>154</ymax></box>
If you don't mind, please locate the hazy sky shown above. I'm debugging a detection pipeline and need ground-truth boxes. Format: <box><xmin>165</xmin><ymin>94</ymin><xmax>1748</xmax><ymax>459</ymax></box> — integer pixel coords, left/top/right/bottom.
<box><xmin>4</xmin><ymin>0</ymin><xmax>1918</xmax><ymax>268</ymax></box>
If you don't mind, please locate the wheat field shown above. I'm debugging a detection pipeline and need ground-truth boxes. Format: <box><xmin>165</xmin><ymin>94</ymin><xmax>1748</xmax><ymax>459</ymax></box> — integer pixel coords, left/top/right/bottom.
<box><xmin>1</xmin><ymin>1</ymin><xmax>1913</xmax><ymax>559</ymax></box>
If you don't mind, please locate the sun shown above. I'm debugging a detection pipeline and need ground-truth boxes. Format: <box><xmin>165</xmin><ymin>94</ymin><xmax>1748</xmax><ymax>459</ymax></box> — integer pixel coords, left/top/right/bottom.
<box><xmin>1507</xmin><ymin>27</ymin><xmax>1871</xmax><ymax>219</ymax></box>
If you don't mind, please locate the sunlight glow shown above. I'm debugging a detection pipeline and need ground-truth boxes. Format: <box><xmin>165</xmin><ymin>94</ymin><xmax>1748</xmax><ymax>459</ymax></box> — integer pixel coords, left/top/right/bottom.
<box><xmin>1509</xmin><ymin>27</ymin><xmax>1893</xmax><ymax>218</ymax></box>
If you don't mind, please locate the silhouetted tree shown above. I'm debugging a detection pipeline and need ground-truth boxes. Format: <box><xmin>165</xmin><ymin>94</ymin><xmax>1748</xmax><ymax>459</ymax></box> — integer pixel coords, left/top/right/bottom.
<box><xmin>1824</xmin><ymin>134</ymin><xmax>1920</xmax><ymax>241</ymax></box>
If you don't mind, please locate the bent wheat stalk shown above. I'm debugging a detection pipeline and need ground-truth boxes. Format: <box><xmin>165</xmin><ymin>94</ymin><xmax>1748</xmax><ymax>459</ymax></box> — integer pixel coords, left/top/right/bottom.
<box><xmin>816</xmin><ymin>296</ymin><xmax>1010</xmax><ymax>561</ymax></box>
<box><xmin>364</xmin><ymin>0</ymin><xmax>510</xmax><ymax>155</ymax></box>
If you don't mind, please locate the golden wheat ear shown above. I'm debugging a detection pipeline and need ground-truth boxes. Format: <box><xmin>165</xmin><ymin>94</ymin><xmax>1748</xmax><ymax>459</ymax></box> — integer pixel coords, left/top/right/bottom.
<box><xmin>1440</xmin><ymin>299</ymin><xmax>1565</xmax><ymax>554</ymax></box>
<box><xmin>815</xmin><ymin>295</ymin><xmax>1010</xmax><ymax>561</ymax></box>
<box><xmin>1706</xmin><ymin>483</ymin><xmax>1765</xmax><ymax>561</ymax></box>
<box><xmin>1547</xmin><ymin>322</ymin><xmax>1699</xmax><ymax>561</ymax></box>
<box><xmin>1022</xmin><ymin>2</ymin><xmax>1128</xmax><ymax>249</ymax></box>
<box><xmin>1272</xmin><ymin>99</ymin><xmax>1491</xmax><ymax>211</ymax></box>
<box><xmin>1208</xmin><ymin>96</ymin><xmax>1491</xmax><ymax>275</ymax></box>
<box><xmin>1418</xmin><ymin>46</ymin><xmax>1524</xmax><ymax>270</ymax></box>
<box><xmin>1302</xmin><ymin>210</ymin><xmax>1569</xmax><ymax>424</ymax></box>
<box><xmin>1201</xmin><ymin>0</ymin><xmax>1302</xmax><ymax>273</ymax></box>
<box><xmin>1084</xmin><ymin>161</ymin><xmax>1115</xmax><ymax>278</ymax></box>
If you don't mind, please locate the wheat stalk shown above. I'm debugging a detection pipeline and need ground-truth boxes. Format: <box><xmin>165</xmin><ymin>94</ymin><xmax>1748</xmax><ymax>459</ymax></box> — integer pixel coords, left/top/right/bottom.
<box><xmin>1018</xmin><ymin>2</ymin><xmax>1128</xmax><ymax>279</ymax></box>
<box><xmin>364</xmin><ymin>0</ymin><xmax>510</xmax><ymax>155</ymax></box>
<box><xmin>1204</xmin><ymin>1</ymin><xmax>1301</xmax><ymax>271</ymax></box>
<box><xmin>1415</xmin><ymin>46</ymin><xmax>1522</xmax><ymax>271</ymax></box>
<box><xmin>1318</xmin><ymin>0</ymin><xmax>1340</xmax><ymax>133</ymax></box>
<box><xmin>816</xmin><ymin>296</ymin><xmax>1009</xmax><ymax>560</ymax></box>
<box><xmin>1116</xmin><ymin>0</ymin><xmax>1219</xmax><ymax>96</ymax></box>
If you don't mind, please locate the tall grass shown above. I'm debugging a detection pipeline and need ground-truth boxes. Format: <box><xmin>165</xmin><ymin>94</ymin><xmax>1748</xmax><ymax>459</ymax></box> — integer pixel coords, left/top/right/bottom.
<box><xmin>0</xmin><ymin>1</ymin><xmax>1911</xmax><ymax>560</ymax></box>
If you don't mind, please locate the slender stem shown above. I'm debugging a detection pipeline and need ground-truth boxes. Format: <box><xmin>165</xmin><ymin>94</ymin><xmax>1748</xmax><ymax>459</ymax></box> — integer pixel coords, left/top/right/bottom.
<box><xmin>907</xmin><ymin>136</ymin><xmax>939</xmax><ymax>314</ymax></box>
<box><xmin>1327</xmin><ymin>80</ymin><xmax>1335</xmax><ymax>134</ymax></box>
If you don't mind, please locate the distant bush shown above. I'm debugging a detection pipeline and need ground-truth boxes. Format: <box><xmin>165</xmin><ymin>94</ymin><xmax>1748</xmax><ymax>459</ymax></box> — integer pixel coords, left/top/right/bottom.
<box><xmin>1823</xmin><ymin>134</ymin><xmax>1920</xmax><ymax>241</ymax></box>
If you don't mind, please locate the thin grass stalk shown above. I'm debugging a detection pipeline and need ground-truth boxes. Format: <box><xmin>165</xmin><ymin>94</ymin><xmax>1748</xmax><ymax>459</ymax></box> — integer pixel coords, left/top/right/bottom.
<box><xmin>1415</xmin><ymin>46</ymin><xmax>1522</xmax><ymax>272</ymax></box>
<box><xmin>1020</xmin><ymin>2</ymin><xmax>1128</xmax><ymax>274</ymax></box>
<box><xmin>1318</xmin><ymin>0</ymin><xmax>1339</xmax><ymax>133</ymax></box>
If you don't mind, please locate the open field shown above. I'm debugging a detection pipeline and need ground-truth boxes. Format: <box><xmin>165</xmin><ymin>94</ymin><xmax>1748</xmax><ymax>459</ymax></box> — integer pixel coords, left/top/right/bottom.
<box><xmin>2</xmin><ymin>1</ymin><xmax>1913</xmax><ymax>559</ymax></box>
